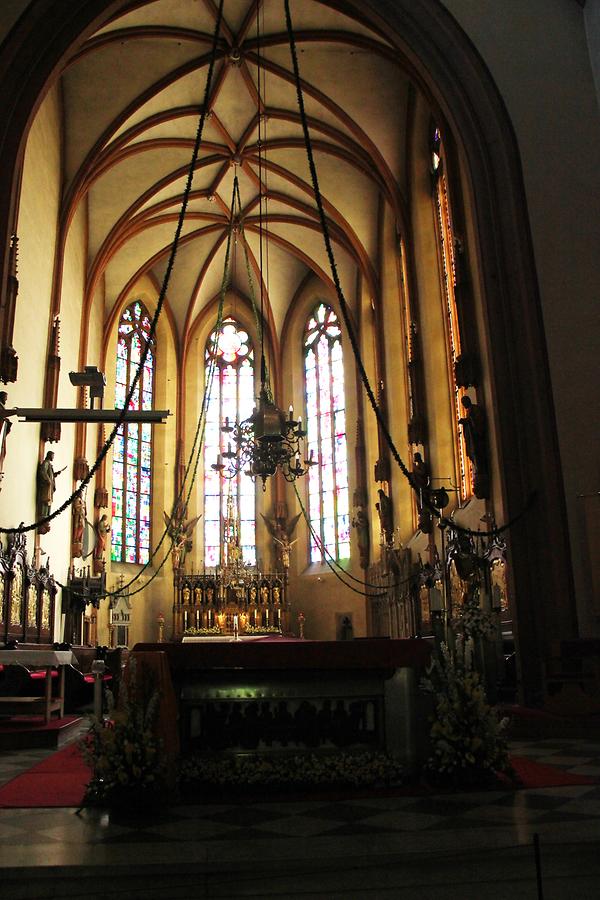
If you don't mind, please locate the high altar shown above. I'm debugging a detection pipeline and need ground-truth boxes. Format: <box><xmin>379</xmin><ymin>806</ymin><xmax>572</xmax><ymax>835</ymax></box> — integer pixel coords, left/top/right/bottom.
<box><xmin>172</xmin><ymin>498</ymin><xmax>288</xmax><ymax>639</ymax></box>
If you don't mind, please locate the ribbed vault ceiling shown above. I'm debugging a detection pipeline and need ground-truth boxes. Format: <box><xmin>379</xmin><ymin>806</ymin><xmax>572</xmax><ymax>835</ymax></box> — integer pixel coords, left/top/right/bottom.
<box><xmin>60</xmin><ymin>0</ymin><xmax>414</xmax><ymax>349</ymax></box>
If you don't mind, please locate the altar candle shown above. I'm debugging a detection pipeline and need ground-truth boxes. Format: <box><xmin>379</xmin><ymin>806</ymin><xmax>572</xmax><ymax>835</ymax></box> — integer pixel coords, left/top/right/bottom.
<box><xmin>233</xmin><ymin>614</ymin><xmax>238</xmax><ymax>629</ymax></box>
<box><xmin>265</xmin><ymin>608</ymin><xmax>269</xmax><ymax>626</ymax></box>
<box><xmin>276</xmin><ymin>608</ymin><xmax>281</xmax><ymax>629</ymax></box>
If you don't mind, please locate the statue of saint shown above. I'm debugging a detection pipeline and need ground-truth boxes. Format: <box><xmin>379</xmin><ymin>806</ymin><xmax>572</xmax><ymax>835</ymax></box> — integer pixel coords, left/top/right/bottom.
<box><xmin>459</xmin><ymin>396</ymin><xmax>490</xmax><ymax>498</ymax></box>
<box><xmin>412</xmin><ymin>452</ymin><xmax>433</xmax><ymax>534</ymax></box>
<box><xmin>351</xmin><ymin>503</ymin><xmax>370</xmax><ymax>570</ymax></box>
<box><xmin>93</xmin><ymin>513</ymin><xmax>110</xmax><ymax>573</ymax></box>
<box><xmin>0</xmin><ymin>391</ymin><xmax>12</xmax><ymax>493</ymax></box>
<box><xmin>375</xmin><ymin>488</ymin><xmax>394</xmax><ymax>546</ymax></box>
<box><xmin>261</xmin><ymin>511</ymin><xmax>301</xmax><ymax>570</ymax></box>
<box><xmin>163</xmin><ymin>502</ymin><xmax>201</xmax><ymax>570</ymax></box>
<box><xmin>71</xmin><ymin>494</ymin><xmax>86</xmax><ymax>558</ymax></box>
<box><xmin>36</xmin><ymin>450</ymin><xmax>65</xmax><ymax>529</ymax></box>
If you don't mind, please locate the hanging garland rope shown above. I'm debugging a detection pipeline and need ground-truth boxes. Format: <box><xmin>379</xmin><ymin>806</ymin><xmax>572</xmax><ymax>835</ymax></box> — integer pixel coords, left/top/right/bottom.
<box><xmin>283</xmin><ymin>0</ymin><xmax>535</xmax><ymax>541</ymax></box>
<box><xmin>291</xmin><ymin>481</ymin><xmax>415</xmax><ymax>597</ymax></box>
<box><xmin>0</xmin><ymin>0</ymin><xmax>226</xmax><ymax>537</ymax></box>
<box><xmin>60</xmin><ymin>177</ymin><xmax>238</xmax><ymax>603</ymax></box>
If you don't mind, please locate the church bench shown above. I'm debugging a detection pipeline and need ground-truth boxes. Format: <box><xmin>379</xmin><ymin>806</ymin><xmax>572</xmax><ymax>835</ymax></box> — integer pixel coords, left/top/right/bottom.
<box><xmin>0</xmin><ymin>648</ymin><xmax>77</xmax><ymax>722</ymax></box>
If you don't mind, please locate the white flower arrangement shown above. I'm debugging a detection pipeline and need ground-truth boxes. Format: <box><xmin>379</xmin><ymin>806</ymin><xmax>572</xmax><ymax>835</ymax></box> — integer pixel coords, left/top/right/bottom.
<box><xmin>80</xmin><ymin>659</ymin><xmax>167</xmax><ymax>806</ymax></box>
<box><xmin>183</xmin><ymin>625</ymin><xmax>222</xmax><ymax>636</ymax></box>
<box><xmin>459</xmin><ymin>592</ymin><xmax>498</xmax><ymax>641</ymax></box>
<box><xmin>421</xmin><ymin>635</ymin><xmax>510</xmax><ymax>785</ymax></box>
<box><xmin>243</xmin><ymin>624</ymin><xmax>281</xmax><ymax>635</ymax></box>
<box><xmin>179</xmin><ymin>750</ymin><xmax>404</xmax><ymax>791</ymax></box>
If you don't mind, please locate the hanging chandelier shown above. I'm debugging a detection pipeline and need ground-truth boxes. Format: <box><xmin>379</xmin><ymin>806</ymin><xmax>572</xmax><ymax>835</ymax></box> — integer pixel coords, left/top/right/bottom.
<box><xmin>212</xmin><ymin>359</ymin><xmax>316</xmax><ymax>489</ymax></box>
<box><xmin>211</xmin><ymin>10</ymin><xmax>316</xmax><ymax>491</ymax></box>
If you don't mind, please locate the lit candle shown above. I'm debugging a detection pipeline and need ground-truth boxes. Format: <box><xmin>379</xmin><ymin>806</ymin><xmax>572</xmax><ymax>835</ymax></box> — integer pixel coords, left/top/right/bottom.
<box><xmin>297</xmin><ymin>415</ymin><xmax>302</xmax><ymax>429</ymax></box>
<box><xmin>289</xmin><ymin>403</ymin><xmax>293</xmax><ymax>418</ymax></box>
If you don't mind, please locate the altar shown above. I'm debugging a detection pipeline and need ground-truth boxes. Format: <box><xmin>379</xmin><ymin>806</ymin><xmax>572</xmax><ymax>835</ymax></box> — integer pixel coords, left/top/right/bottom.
<box><xmin>132</xmin><ymin>638</ymin><xmax>432</xmax><ymax>769</ymax></box>
<box><xmin>172</xmin><ymin>498</ymin><xmax>289</xmax><ymax>640</ymax></box>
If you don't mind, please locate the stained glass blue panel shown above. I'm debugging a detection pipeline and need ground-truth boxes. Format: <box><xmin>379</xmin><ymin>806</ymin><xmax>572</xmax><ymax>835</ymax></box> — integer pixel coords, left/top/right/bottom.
<box><xmin>125</xmin><ymin>519</ymin><xmax>137</xmax><ymax>544</ymax></box>
<box><xmin>126</xmin><ymin>492</ymin><xmax>137</xmax><ymax>519</ymax></box>
<box><xmin>114</xmin><ymin>435</ymin><xmax>124</xmax><ymax>462</ymax></box>
<box><xmin>112</xmin><ymin>489</ymin><xmax>123</xmax><ymax>518</ymax></box>
<box><xmin>141</xmin><ymin>442</ymin><xmax>151</xmax><ymax>469</ymax></box>
<box><xmin>304</xmin><ymin>304</ymin><xmax>349</xmax><ymax>564</ymax></box>
<box><xmin>126</xmin><ymin>467</ymin><xmax>138</xmax><ymax>493</ymax></box>
<box><xmin>111</xmin><ymin>300</ymin><xmax>154</xmax><ymax>564</ymax></box>
<box><xmin>203</xmin><ymin>319</ymin><xmax>255</xmax><ymax>567</ymax></box>
<box><xmin>140</xmin><ymin>470</ymin><xmax>151</xmax><ymax>495</ymax></box>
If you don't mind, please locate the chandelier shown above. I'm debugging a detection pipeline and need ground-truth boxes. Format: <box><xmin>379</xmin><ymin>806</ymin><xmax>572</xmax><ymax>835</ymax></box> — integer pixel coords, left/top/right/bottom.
<box><xmin>212</xmin><ymin>370</ymin><xmax>316</xmax><ymax>489</ymax></box>
<box><xmin>211</xmin><ymin>13</ymin><xmax>317</xmax><ymax>491</ymax></box>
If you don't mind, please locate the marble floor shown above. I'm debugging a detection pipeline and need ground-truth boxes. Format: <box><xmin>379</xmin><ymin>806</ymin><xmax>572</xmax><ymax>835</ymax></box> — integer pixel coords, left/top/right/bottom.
<box><xmin>1</xmin><ymin>734</ymin><xmax>600</xmax><ymax>899</ymax></box>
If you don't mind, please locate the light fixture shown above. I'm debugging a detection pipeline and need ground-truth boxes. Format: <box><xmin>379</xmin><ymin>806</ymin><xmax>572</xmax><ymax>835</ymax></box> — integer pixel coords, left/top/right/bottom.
<box><xmin>212</xmin><ymin>383</ymin><xmax>315</xmax><ymax>489</ymax></box>
<box><xmin>210</xmin><ymin>13</ymin><xmax>316</xmax><ymax>491</ymax></box>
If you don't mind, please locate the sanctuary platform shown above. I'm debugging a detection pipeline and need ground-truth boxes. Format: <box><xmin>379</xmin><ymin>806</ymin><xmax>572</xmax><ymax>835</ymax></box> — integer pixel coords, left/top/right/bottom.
<box><xmin>132</xmin><ymin>638</ymin><xmax>432</xmax><ymax>769</ymax></box>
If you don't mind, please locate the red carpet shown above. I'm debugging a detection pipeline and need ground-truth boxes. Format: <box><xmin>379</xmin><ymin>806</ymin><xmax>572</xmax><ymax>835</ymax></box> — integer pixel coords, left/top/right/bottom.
<box><xmin>508</xmin><ymin>755</ymin><xmax>597</xmax><ymax>789</ymax></box>
<box><xmin>0</xmin><ymin>742</ymin><xmax>90</xmax><ymax>808</ymax></box>
<box><xmin>0</xmin><ymin>746</ymin><xmax>596</xmax><ymax>808</ymax></box>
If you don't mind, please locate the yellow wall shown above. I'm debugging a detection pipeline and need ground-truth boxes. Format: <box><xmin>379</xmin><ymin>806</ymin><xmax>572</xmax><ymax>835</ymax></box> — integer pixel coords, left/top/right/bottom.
<box><xmin>1</xmin><ymin>83</ymin><xmax>66</xmax><ymax>637</ymax></box>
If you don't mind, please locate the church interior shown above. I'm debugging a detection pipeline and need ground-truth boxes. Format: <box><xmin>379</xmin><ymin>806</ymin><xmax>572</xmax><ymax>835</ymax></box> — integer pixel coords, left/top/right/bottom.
<box><xmin>0</xmin><ymin>0</ymin><xmax>599</xmax><ymax>894</ymax></box>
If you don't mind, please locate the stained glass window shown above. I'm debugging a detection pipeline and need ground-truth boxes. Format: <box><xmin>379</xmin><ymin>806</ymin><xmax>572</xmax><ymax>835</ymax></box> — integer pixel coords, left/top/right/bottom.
<box><xmin>432</xmin><ymin>127</ymin><xmax>470</xmax><ymax>499</ymax></box>
<box><xmin>304</xmin><ymin>303</ymin><xmax>350</xmax><ymax>563</ymax></box>
<box><xmin>111</xmin><ymin>301</ymin><xmax>154</xmax><ymax>564</ymax></box>
<box><xmin>204</xmin><ymin>318</ymin><xmax>256</xmax><ymax>566</ymax></box>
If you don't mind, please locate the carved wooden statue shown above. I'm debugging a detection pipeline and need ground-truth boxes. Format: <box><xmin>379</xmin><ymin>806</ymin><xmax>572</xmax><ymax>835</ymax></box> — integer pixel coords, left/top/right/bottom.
<box><xmin>163</xmin><ymin>502</ymin><xmax>201</xmax><ymax>570</ymax></box>
<box><xmin>261</xmin><ymin>511</ymin><xmax>301</xmax><ymax>570</ymax></box>
<box><xmin>71</xmin><ymin>494</ymin><xmax>86</xmax><ymax>558</ymax></box>
<box><xmin>375</xmin><ymin>488</ymin><xmax>394</xmax><ymax>546</ymax></box>
<box><xmin>459</xmin><ymin>395</ymin><xmax>490</xmax><ymax>499</ymax></box>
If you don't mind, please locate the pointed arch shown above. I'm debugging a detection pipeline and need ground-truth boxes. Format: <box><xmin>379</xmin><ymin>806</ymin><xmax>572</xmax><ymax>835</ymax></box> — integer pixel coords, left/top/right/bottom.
<box><xmin>111</xmin><ymin>299</ymin><xmax>155</xmax><ymax>564</ymax></box>
<box><xmin>304</xmin><ymin>302</ymin><xmax>350</xmax><ymax>563</ymax></box>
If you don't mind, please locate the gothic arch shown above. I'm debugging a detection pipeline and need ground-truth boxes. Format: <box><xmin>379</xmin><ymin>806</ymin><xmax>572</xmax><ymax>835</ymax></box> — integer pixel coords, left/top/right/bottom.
<box><xmin>0</xmin><ymin>0</ymin><xmax>576</xmax><ymax>702</ymax></box>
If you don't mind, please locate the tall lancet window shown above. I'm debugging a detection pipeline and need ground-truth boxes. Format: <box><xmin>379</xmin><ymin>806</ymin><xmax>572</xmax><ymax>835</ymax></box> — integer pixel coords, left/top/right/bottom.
<box><xmin>304</xmin><ymin>303</ymin><xmax>350</xmax><ymax>563</ymax></box>
<box><xmin>111</xmin><ymin>300</ymin><xmax>154</xmax><ymax>564</ymax></box>
<box><xmin>204</xmin><ymin>318</ymin><xmax>256</xmax><ymax>567</ymax></box>
<box><xmin>431</xmin><ymin>126</ymin><xmax>470</xmax><ymax>499</ymax></box>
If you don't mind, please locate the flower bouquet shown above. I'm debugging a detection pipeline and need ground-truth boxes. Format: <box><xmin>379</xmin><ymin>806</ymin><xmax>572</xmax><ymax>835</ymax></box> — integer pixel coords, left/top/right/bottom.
<box><xmin>421</xmin><ymin>635</ymin><xmax>510</xmax><ymax>787</ymax></box>
<box><xmin>80</xmin><ymin>660</ymin><xmax>168</xmax><ymax>809</ymax></box>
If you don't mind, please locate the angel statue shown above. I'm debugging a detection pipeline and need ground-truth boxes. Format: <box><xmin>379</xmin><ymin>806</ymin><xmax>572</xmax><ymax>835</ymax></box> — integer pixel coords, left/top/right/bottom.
<box><xmin>261</xmin><ymin>511</ymin><xmax>301</xmax><ymax>570</ymax></box>
<box><xmin>163</xmin><ymin>501</ymin><xmax>201</xmax><ymax>570</ymax></box>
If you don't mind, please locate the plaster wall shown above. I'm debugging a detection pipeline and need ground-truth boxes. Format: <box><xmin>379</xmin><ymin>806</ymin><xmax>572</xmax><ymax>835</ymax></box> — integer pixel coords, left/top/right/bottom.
<box><xmin>1</xmin><ymin>83</ymin><xmax>63</xmax><ymax>590</ymax></box>
<box><xmin>440</xmin><ymin>0</ymin><xmax>600</xmax><ymax>630</ymax></box>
